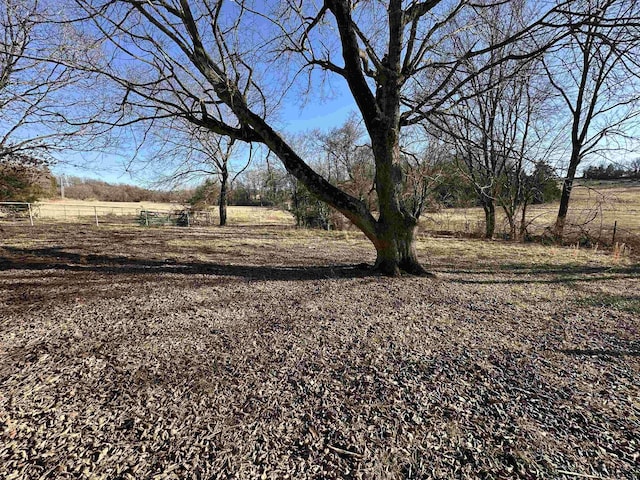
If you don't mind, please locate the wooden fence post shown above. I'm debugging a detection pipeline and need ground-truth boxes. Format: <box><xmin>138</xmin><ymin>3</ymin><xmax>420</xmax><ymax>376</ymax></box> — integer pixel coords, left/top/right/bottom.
<box><xmin>94</xmin><ymin>206</ymin><xmax>99</xmax><ymax>227</ymax></box>
<box><xmin>28</xmin><ymin>203</ymin><xmax>34</xmax><ymax>226</ymax></box>
<box><xmin>612</xmin><ymin>220</ymin><xmax>617</xmax><ymax>245</ymax></box>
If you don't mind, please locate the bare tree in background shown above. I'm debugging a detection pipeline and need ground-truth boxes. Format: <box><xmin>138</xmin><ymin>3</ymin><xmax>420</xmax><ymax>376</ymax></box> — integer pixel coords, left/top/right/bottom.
<box><xmin>543</xmin><ymin>0</ymin><xmax>640</xmax><ymax>238</ymax></box>
<box><xmin>67</xmin><ymin>0</ymin><xmax>582</xmax><ymax>274</ymax></box>
<box><xmin>491</xmin><ymin>68</ymin><xmax>558</xmax><ymax>241</ymax></box>
<box><xmin>430</xmin><ymin>2</ymin><xmax>554</xmax><ymax>239</ymax></box>
<box><xmin>150</xmin><ymin>120</ymin><xmax>251</xmax><ymax>225</ymax></box>
<box><xmin>628</xmin><ymin>158</ymin><xmax>640</xmax><ymax>178</ymax></box>
<box><xmin>316</xmin><ymin>115</ymin><xmax>375</xmax><ymax>210</ymax></box>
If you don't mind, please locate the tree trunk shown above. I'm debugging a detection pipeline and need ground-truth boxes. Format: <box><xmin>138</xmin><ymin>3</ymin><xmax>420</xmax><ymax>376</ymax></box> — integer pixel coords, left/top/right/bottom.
<box><xmin>519</xmin><ymin>200</ymin><xmax>529</xmax><ymax>240</ymax></box>
<box><xmin>373</xmin><ymin>219</ymin><xmax>426</xmax><ymax>276</ymax></box>
<box><xmin>501</xmin><ymin>204</ymin><xmax>517</xmax><ymax>241</ymax></box>
<box><xmin>371</xmin><ymin>158</ymin><xmax>425</xmax><ymax>275</ymax></box>
<box><xmin>507</xmin><ymin>214</ymin><xmax>516</xmax><ymax>241</ymax></box>
<box><xmin>365</xmin><ymin>150</ymin><xmax>428</xmax><ymax>275</ymax></box>
<box><xmin>219</xmin><ymin>166</ymin><xmax>228</xmax><ymax>226</ymax></box>
<box><xmin>482</xmin><ymin>199</ymin><xmax>496</xmax><ymax>239</ymax></box>
<box><xmin>554</xmin><ymin>155</ymin><xmax>579</xmax><ymax>239</ymax></box>
<box><xmin>292</xmin><ymin>183</ymin><xmax>301</xmax><ymax>227</ymax></box>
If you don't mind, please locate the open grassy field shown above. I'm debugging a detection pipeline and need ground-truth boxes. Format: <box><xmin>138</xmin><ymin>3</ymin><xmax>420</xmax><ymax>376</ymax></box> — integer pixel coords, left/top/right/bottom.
<box><xmin>422</xmin><ymin>181</ymin><xmax>640</xmax><ymax>246</ymax></box>
<box><xmin>23</xmin><ymin>180</ymin><xmax>639</xmax><ymax>248</ymax></box>
<box><xmin>1</xmin><ymin>224</ymin><xmax>638</xmax><ymax>479</ymax></box>
<box><xmin>29</xmin><ymin>199</ymin><xmax>295</xmax><ymax>227</ymax></box>
<box><xmin>36</xmin><ymin>198</ymin><xmax>180</xmax><ymax>216</ymax></box>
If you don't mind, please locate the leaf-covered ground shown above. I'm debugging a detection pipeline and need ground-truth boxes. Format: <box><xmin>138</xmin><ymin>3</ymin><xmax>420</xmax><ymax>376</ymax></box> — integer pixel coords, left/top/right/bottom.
<box><xmin>1</xmin><ymin>224</ymin><xmax>638</xmax><ymax>479</ymax></box>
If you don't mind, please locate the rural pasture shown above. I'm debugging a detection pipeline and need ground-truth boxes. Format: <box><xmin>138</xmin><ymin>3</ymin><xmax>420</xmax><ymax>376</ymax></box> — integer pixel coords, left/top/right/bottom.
<box><xmin>5</xmin><ymin>181</ymin><xmax>638</xmax><ymax>250</ymax></box>
<box><xmin>0</xmin><ymin>223</ymin><xmax>638</xmax><ymax>479</ymax></box>
<box><xmin>26</xmin><ymin>201</ymin><xmax>294</xmax><ymax>227</ymax></box>
<box><xmin>421</xmin><ymin>181</ymin><xmax>640</xmax><ymax>247</ymax></box>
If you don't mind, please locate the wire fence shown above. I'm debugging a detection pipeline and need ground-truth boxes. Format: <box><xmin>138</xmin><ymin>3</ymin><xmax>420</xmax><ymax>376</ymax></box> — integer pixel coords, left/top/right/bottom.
<box><xmin>0</xmin><ymin>202</ymin><xmax>216</xmax><ymax>227</ymax></box>
<box><xmin>423</xmin><ymin>204</ymin><xmax>640</xmax><ymax>252</ymax></box>
<box><xmin>2</xmin><ymin>200</ymin><xmax>638</xmax><ymax>252</ymax></box>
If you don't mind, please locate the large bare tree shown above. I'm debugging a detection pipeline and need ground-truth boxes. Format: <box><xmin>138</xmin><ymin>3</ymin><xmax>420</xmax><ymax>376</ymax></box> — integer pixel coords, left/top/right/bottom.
<box><xmin>543</xmin><ymin>0</ymin><xmax>640</xmax><ymax>238</ymax></box>
<box><xmin>68</xmin><ymin>0</ymin><xmax>582</xmax><ymax>274</ymax></box>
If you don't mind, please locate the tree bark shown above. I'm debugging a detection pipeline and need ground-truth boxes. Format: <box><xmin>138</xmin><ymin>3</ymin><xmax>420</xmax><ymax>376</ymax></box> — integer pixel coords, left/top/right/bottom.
<box><xmin>519</xmin><ymin>200</ymin><xmax>529</xmax><ymax>240</ymax></box>
<box><xmin>219</xmin><ymin>165</ymin><xmax>228</xmax><ymax>226</ymax></box>
<box><xmin>554</xmin><ymin>153</ymin><xmax>579</xmax><ymax>239</ymax></box>
<box><xmin>482</xmin><ymin>199</ymin><xmax>496</xmax><ymax>239</ymax></box>
<box><xmin>369</xmin><ymin>140</ymin><xmax>428</xmax><ymax>276</ymax></box>
<box><xmin>373</xmin><ymin>219</ymin><xmax>427</xmax><ymax>276</ymax></box>
<box><xmin>507</xmin><ymin>214</ymin><xmax>516</xmax><ymax>241</ymax></box>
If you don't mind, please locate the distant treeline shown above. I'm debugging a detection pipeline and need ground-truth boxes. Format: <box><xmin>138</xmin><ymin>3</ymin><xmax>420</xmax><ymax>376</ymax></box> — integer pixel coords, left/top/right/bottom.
<box><xmin>63</xmin><ymin>177</ymin><xmax>194</xmax><ymax>203</ymax></box>
<box><xmin>583</xmin><ymin>160</ymin><xmax>640</xmax><ymax>180</ymax></box>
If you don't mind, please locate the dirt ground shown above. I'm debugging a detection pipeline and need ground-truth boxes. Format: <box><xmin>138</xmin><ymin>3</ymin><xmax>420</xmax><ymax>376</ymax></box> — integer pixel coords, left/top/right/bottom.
<box><xmin>0</xmin><ymin>224</ymin><xmax>638</xmax><ymax>479</ymax></box>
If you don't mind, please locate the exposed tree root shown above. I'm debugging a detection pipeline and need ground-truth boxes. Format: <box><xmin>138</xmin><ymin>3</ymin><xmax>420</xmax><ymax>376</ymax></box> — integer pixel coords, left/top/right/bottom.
<box><xmin>370</xmin><ymin>260</ymin><xmax>435</xmax><ymax>278</ymax></box>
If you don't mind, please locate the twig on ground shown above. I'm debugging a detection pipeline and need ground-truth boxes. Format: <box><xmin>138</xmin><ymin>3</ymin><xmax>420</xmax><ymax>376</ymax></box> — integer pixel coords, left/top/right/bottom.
<box><xmin>556</xmin><ymin>470</ymin><xmax>607</xmax><ymax>479</ymax></box>
<box><xmin>327</xmin><ymin>444</ymin><xmax>363</xmax><ymax>458</ymax></box>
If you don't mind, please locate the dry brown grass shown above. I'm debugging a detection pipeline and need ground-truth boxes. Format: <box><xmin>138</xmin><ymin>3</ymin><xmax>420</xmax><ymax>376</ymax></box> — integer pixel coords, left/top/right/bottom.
<box><xmin>421</xmin><ymin>182</ymin><xmax>640</xmax><ymax>247</ymax></box>
<box><xmin>23</xmin><ymin>181</ymin><xmax>640</xmax><ymax>249</ymax></box>
<box><xmin>34</xmin><ymin>199</ymin><xmax>179</xmax><ymax>217</ymax></box>
<box><xmin>30</xmin><ymin>199</ymin><xmax>295</xmax><ymax>227</ymax></box>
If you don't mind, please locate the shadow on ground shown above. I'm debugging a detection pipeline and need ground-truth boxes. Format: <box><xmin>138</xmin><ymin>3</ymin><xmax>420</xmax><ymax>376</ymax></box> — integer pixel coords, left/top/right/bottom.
<box><xmin>2</xmin><ymin>245</ymin><xmax>639</xmax><ymax>285</ymax></box>
<box><xmin>445</xmin><ymin>263</ymin><xmax>640</xmax><ymax>284</ymax></box>
<box><xmin>0</xmin><ymin>245</ymin><xmax>373</xmax><ymax>281</ymax></box>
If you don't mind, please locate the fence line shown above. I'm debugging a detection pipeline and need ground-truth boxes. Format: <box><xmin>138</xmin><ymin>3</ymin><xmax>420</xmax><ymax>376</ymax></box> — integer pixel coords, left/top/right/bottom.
<box><xmin>422</xmin><ymin>204</ymin><xmax>638</xmax><ymax>249</ymax></box>
<box><xmin>0</xmin><ymin>202</ymin><xmax>34</xmax><ymax>226</ymax></box>
<box><xmin>0</xmin><ymin>202</ymin><xmax>216</xmax><ymax>227</ymax></box>
<box><xmin>2</xmin><ymin>201</ymin><xmax>638</xmax><ymax>250</ymax></box>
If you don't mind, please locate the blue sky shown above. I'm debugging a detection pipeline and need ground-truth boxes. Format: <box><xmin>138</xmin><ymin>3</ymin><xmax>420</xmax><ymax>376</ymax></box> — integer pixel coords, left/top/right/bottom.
<box><xmin>52</xmin><ymin>87</ymin><xmax>356</xmax><ymax>187</ymax></box>
<box><xmin>48</xmin><ymin>84</ymin><xmax>640</xmax><ymax>187</ymax></box>
<box><xmin>281</xmin><ymin>92</ymin><xmax>355</xmax><ymax>133</ymax></box>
